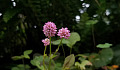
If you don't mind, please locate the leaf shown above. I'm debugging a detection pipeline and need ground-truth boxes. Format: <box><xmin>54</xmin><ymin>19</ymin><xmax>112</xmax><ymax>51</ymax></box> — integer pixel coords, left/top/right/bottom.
<box><xmin>11</xmin><ymin>67</ymin><xmax>19</xmax><ymax>70</ymax></box>
<box><xmin>11</xmin><ymin>55</ymin><xmax>24</xmax><ymax>60</ymax></box>
<box><xmin>30</xmin><ymin>56</ymin><xmax>55</xmax><ymax>70</ymax></box>
<box><xmin>112</xmin><ymin>44</ymin><xmax>120</xmax><ymax>64</ymax></box>
<box><xmin>3</xmin><ymin>9</ymin><xmax>21</xmax><ymax>22</ymax></box>
<box><xmin>63</xmin><ymin>54</ymin><xmax>75</xmax><ymax>69</ymax></box>
<box><xmin>66</xmin><ymin>32</ymin><xmax>80</xmax><ymax>48</ymax></box>
<box><xmin>24</xmin><ymin>50</ymin><xmax>33</xmax><ymax>55</ymax></box>
<box><xmin>23</xmin><ymin>50</ymin><xmax>33</xmax><ymax>59</ymax></box>
<box><xmin>96</xmin><ymin>43</ymin><xmax>112</xmax><ymax>48</ymax></box>
<box><xmin>91</xmin><ymin>48</ymin><xmax>113</xmax><ymax>68</ymax></box>
<box><xmin>86</xmin><ymin>20</ymin><xmax>98</xmax><ymax>25</ymax></box>
<box><xmin>75</xmin><ymin>60</ymin><xmax>92</xmax><ymax>70</ymax></box>
<box><xmin>52</xmin><ymin>32</ymin><xmax>80</xmax><ymax>48</ymax></box>
<box><xmin>52</xmin><ymin>39</ymin><xmax>69</xmax><ymax>45</ymax></box>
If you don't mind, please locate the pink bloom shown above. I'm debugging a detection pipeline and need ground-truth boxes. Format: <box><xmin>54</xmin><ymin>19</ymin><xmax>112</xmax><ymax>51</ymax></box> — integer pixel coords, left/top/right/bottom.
<box><xmin>42</xmin><ymin>38</ymin><xmax>50</xmax><ymax>46</ymax></box>
<box><xmin>43</xmin><ymin>22</ymin><xmax>57</xmax><ymax>38</ymax></box>
<box><xmin>57</xmin><ymin>27</ymin><xmax>70</xmax><ymax>39</ymax></box>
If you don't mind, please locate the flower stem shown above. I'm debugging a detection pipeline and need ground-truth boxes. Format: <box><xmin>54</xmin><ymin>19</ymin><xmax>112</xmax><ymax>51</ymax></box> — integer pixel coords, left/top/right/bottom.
<box><xmin>43</xmin><ymin>46</ymin><xmax>47</xmax><ymax>70</ymax></box>
<box><xmin>62</xmin><ymin>43</ymin><xmax>65</xmax><ymax>58</ymax></box>
<box><xmin>48</xmin><ymin>37</ymin><xmax>52</xmax><ymax>70</ymax></box>
<box><xmin>53</xmin><ymin>38</ymin><xmax>63</xmax><ymax>56</ymax></box>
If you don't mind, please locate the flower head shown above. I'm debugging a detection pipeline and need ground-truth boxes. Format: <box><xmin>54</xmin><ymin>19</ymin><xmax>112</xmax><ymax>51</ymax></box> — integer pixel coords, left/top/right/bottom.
<box><xmin>43</xmin><ymin>22</ymin><xmax>57</xmax><ymax>38</ymax></box>
<box><xmin>57</xmin><ymin>27</ymin><xmax>70</xmax><ymax>39</ymax></box>
<box><xmin>42</xmin><ymin>38</ymin><xmax>50</xmax><ymax>46</ymax></box>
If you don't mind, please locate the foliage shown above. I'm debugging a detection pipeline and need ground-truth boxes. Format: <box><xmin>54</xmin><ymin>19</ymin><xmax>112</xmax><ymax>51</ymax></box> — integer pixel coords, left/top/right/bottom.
<box><xmin>63</xmin><ymin>54</ymin><xmax>75</xmax><ymax>70</ymax></box>
<box><xmin>90</xmin><ymin>48</ymin><xmax>113</xmax><ymax>68</ymax></box>
<box><xmin>3</xmin><ymin>9</ymin><xmax>21</xmax><ymax>23</ymax></box>
<box><xmin>12</xmin><ymin>50</ymin><xmax>33</xmax><ymax>60</ymax></box>
<box><xmin>11</xmin><ymin>64</ymin><xmax>30</xmax><ymax>70</ymax></box>
<box><xmin>52</xmin><ymin>32</ymin><xmax>80</xmax><ymax>48</ymax></box>
<box><xmin>97</xmin><ymin>43</ymin><xmax>112</xmax><ymax>48</ymax></box>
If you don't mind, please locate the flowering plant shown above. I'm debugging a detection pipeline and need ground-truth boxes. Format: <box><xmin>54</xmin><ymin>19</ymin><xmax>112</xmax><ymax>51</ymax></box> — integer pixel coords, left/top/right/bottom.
<box><xmin>42</xmin><ymin>21</ymin><xmax>70</xmax><ymax>70</ymax></box>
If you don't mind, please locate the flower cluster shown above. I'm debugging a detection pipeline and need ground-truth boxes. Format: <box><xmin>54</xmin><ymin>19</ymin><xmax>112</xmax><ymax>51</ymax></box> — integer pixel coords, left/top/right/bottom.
<box><xmin>57</xmin><ymin>27</ymin><xmax>70</xmax><ymax>39</ymax></box>
<box><xmin>43</xmin><ymin>22</ymin><xmax>57</xmax><ymax>38</ymax></box>
<box><xmin>42</xmin><ymin>21</ymin><xmax>70</xmax><ymax>46</ymax></box>
<box><xmin>42</xmin><ymin>38</ymin><xmax>50</xmax><ymax>46</ymax></box>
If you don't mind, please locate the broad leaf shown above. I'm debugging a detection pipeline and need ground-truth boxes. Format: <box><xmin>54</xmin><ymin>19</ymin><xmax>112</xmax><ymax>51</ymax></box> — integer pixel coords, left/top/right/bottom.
<box><xmin>11</xmin><ymin>67</ymin><xmax>19</xmax><ymax>70</ymax></box>
<box><xmin>52</xmin><ymin>32</ymin><xmax>80</xmax><ymax>48</ymax></box>
<box><xmin>52</xmin><ymin>39</ymin><xmax>69</xmax><ymax>45</ymax></box>
<box><xmin>66</xmin><ymin>32</ymin><xmax>80</xmax><ymax>48</ymax></box>
<box><xmin>96</xmin><ymin>43</ymin><xmax>112</xmax><ymax>48</ymax></box>
<box><xmin>86</xmin><ymin>20</ymin><xmax>98</xmax><ymax>25</ymax></box>
<box><xmin>63</xmin><ymin>54</ymin><xmax>75</xmax><ymax>69</ymax></box>
<box><xmin>91</xmin><ymin>48</ymin><xmax>113</xmax><ymax>68</ymax></box>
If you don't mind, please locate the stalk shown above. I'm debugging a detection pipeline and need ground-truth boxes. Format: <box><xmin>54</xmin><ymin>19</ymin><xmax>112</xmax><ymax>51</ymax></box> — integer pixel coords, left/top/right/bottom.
<box><xmin>53</xmin><ymin>38</ymin><xmax>63</xmax><ymax>56</ymax></box>
<box><xmin>48</xmin><ymin>37</ymin><xmax>52</xmax><ymax>70</ymax></box>
<box><xmin>43</xmin><ymin>46</ymin><xmax>47</xmax><ymax>70</ymax></box>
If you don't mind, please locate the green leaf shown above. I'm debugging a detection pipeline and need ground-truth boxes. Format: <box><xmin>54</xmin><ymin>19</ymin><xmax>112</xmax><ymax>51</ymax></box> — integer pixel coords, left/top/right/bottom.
<box><xmin>66</xmin><ymin>32</ymin><xmax>80</xmax><ymax>48</ymax></box>
<box><xmin>96</xmin><ymin>43</ymin><xmax>112</xmax><ymax>48</ymax></box>
<box><xmin>63</xmin><ymin>54</ymin><xmax>75</xmax><ymax>69</ymax></box>
<box><xmin>52</xmin><ymin>32</ymin><xmax>80</xmax><ymax>48</ymax></box>
<box><xmin>112</xmin><ymin>44</ymin><xmax>120</xmax><ymax>65</ymax></box>
<box><xmin>3</xmin><ymin>9</ymin><xmax>21</xmax><ymax>23</ymax></box>
<box><xmin>23</xmin><ymin>50</ymin><xmax>32</xmax><ymax>59</ymax></box>
<box><xmin>52</xmin><ymin>39</ymin><xmax>69</xmax><ymax>45</ymax></box>
<box><xmin>91</xmin><ymin>48</ymin><xmax>113</xmax><ymax>68</ymax></box>
<box><xmin>11</xmin><ymin>67</ymin><xmax>20</xmax><ymax>70</ymax></box>
<box><xmin>86</xmin><ymin>20</ymin><xmax>98</xmax><ymax>25</ymax></box>
<box><xmin>11</xmin><ymin>55</ymin><xmax>24</xmax><ymax>60</ymax></box>
<box><xmin>30</xmin><ymin>56</ymin><xmax>55</xmax><ymax>70</ymax></box>
<box><xmin>75</xmin><ymin>60</ymin><xmax>92</xmax><ymax>70</ymax></box>
<box><xmin>24</xmin><ymin>50</ymin><xmax>33</xmax><ymax>55</ymax></box>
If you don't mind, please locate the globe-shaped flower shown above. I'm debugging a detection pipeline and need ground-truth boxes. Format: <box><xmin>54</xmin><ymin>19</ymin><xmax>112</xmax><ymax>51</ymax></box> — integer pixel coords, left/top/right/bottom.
<box><xmin>43</xmin><ymin>22</ymin><xmax>57</xmax><ymax>38</ymax></box>
<box><xmin>57</xmin><ymin>27</ymin><xmax>70</xmax><ymax>39</ymax></box>
<box><xmin>42</xmin><ymin>38</ymin><xmax>50</xmax><ymax>46</ymax></box>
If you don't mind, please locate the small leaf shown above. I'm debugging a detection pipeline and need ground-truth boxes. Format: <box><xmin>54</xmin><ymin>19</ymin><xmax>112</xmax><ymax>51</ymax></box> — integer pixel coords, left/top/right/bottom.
<box><xmin>63</xmin><ymin>54</ymin><xmax>75</xmax><ymax>69</ymax></box>
<box><xmin>24</xmin><ymin>55</ymin><xmax>30</xmax><ymax>59</ymax></box>
<box><xmin>96</xmin><ymin>43</ymin><xmax>112</xmax><ymax>48</ymax></box>
<box><xmin>24</xmin><ymin>50</ymin><xmax>33</xmax><ymax>55</ymax></box>
<box><xmin>11</xmin><ymin>55</ymin><xmax>24</xmax><ymax>60</ymax></box>
<box><xmin>23</xmin><ymin>50</ymin><xmax>32</xmax><ymax>59</ymax></box>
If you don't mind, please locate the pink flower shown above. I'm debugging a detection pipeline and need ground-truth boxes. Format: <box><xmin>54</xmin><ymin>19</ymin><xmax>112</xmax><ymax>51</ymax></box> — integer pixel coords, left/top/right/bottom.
<box><xmin>43</xmin><ymin>22</ymin><xmax>57</xmax><ymax>38</ymax></box>
<box><xmin>57</xmin><ymin>27</ymin><xmax>70</xmax><ymax>39</ymax></box>
<box><xmin>42</xmin><ymin>38</ymin><xmax>50</xmax><ymax>46</ymax></box>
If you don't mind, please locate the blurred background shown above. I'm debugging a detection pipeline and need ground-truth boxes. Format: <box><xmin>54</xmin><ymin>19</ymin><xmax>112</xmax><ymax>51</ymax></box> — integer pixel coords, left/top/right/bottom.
<box><xmin>0</xmin><ymin>0</ymin><xmax>120</xmax><ymax>70</ymax></box>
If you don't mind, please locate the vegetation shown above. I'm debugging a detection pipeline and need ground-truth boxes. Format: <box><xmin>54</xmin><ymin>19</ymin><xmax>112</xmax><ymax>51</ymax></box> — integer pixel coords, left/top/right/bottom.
<box><xmin>0</xmin><ymin>0</ymin><xmax>120</xmax><ymax>70</ymax></box>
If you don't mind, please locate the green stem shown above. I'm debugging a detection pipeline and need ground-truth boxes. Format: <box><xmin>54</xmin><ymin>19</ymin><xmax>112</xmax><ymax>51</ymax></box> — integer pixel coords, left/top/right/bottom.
<box><xmin>62</xmin><ymin>44</ymin><xmax>65</xmax><ymax>58</ymax></box>
<box><xmin>48</xmin><ymin>37</ymin><xmax>52</xmax><ymax>70</ymax></box>
<box><xmin>43</xmin><ymin>46</ymin><xmax>47</xmax><ymax>70</ymax></box>
<box><xmin>70</xmin><ymin>48</ymin><xmax>72</xmax><ymax>54</ymax></box>
<box><xmin>53</xmin><ymin>38</ymin><xmax>63</xmax><ymax>56</ymax></box>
